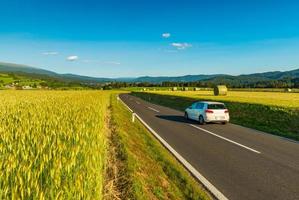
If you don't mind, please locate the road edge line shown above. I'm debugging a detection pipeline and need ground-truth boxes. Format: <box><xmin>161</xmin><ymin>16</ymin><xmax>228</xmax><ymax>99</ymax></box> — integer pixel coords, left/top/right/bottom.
<box><xmin>118</xmin><ymin>95</ymin><xmax>229</xmax><ymax>200</ymax></box>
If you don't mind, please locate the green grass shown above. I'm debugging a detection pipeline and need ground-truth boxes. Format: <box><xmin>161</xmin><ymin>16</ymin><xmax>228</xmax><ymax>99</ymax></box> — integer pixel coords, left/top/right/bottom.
<box><xmin>0</xmin><ymin>73</ymin><xmax>42</xmax><ymax>88</ymax></box>
<box><xmin>0</xmin><ymin>73</ymin><xmax>15</xmax><ymax>84</ymax></box>
<box><xmin>132</xmin><ymin>91</ymin><xmax>299</xmax><ymax>141</ymax></box>
<box><xmin>111</xmin><ymin>94</ymin><xmax>210</xmax><ymax>200</ymax></box>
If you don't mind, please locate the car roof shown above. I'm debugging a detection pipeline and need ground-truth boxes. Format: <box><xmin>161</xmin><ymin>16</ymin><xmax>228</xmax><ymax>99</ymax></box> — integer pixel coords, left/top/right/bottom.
<box><xmin>195</xmin><ymin>101</ymin><xmax>225</xmax><ymax>105</ymax></box>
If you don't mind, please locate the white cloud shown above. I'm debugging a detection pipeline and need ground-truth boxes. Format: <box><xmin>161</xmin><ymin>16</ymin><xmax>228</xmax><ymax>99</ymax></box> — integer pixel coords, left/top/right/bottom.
<box><xmin>104</xmin><ymin>61</ymin><xmax>121</xmax><ymax>65</ymax></box>
<box><xmin>162</xmin><ymin>33</ymin><xmax>171</xmax><ymax>38</ymax></box>
<box><xmin>42</xmin><ymin>51</ymin><xmax>58</xmax><ymax>55</ymax></box>
<box><xmin>66</xmin><ymin>55</ymin><xmax>79</xmax><ymax>61</ymax></box>
<box><xmin>171</xmin><ymin>42</ymin><xmax>192</xmax><ymax>50</ymax></box>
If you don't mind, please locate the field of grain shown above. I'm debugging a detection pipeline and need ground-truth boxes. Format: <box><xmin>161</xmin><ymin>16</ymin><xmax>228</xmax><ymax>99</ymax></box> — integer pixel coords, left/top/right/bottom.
<box><xmin>0</xmin><ymin>91</ymin><xmax>110</xmax><ymax>199</ymax></box>
<box><xmin>147</xmin><ymin>90</ymin><xmax>299</xmax><ymax>108</ymax></box>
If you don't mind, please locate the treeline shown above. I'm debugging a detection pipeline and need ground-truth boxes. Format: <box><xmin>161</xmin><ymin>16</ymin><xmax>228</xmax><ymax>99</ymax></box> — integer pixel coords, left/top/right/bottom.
<box><xmin>104</xmin><ymin>77</ymin><xmax>299</xmax><ymax>89</ymax></box>
<box><xmin>3</xmin><ymin>71</ymin><xmax>299</xmax><ymax>90</ymax></box>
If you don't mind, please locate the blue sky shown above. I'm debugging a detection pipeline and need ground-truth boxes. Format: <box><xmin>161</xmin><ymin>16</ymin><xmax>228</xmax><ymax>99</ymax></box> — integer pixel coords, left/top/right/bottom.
<box><xmin>1</xmin><ymin>0</ymin><xmax>299</xmax><ymax>77</ymax></box>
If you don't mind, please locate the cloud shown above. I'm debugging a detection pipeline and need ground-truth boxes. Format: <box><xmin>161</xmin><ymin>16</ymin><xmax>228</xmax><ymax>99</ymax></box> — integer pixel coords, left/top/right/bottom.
<box><xmin>171</xmin><ymin>42</ymin><xmax>192</xmax><ymax>50</ymax></box>
<box><xmin>104</xmin><ymin>61</ymin><xmax>121</xmax><ymax>65</ymax></box>
<box><xmin>42</xmin><ymin>51</ymin><xmax>58</xmax><ymax>55</ymax></box>
<box><xmin>66</xmin><ymin>55</ymin><xmax>79</xmax><ymax>61</ymax></box>
<box><xmin>162</xmin><ymin>33</ymin><xmax>171</xmax><ymax>38</ymax></box>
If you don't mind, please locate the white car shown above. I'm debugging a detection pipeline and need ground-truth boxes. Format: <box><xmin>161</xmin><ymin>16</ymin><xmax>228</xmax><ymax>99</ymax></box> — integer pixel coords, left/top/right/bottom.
<box><xmin>184</xmin><ymin>101</ymin><xmax>229</xmax><ymax>125</ymax></box>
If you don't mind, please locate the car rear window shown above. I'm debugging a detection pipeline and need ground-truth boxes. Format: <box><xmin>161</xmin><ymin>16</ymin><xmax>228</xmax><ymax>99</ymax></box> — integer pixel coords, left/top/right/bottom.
<box><xmin>208</xmin><ymin>104</ymin><xmax>226</xmax><ymax>109</ymax></box>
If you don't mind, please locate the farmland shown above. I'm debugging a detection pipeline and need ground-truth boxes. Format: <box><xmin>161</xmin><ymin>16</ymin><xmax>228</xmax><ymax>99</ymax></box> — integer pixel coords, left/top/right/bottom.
<box><xmin>153</xmin><ymin>90</ymin><xmax>299</xmax><ymax>108</ymax></box>
<box><xmin>132</xmin><ymin>90</ymin><xmax>299</xmax><ymax>108</ymax></box>
<box><xmin>0</xmin><ymin>91</ymin><xmax>111</xmax><ymax>199</ymax></box>
<box><xmin>132</xmin><ymin>90</ymin><xmax>299</xmax><ymax>140</ymax></box>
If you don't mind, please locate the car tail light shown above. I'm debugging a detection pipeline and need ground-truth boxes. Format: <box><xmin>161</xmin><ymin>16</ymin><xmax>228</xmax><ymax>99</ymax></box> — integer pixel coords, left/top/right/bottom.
<box><xmin>205</xmin><ymin>109</ymin><xmax>213</xmax><ymax>113</ymax></box>
<box><xmin>224</xmin><ymin>109</ymin><xmax>229</xmax><ymax>113</ymax></box>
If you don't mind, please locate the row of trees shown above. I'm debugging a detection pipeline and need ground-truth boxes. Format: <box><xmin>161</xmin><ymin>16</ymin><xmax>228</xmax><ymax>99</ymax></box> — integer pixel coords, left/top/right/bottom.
<box><xmin>102</xmin><ymin>77</ymin><xmax>299</xmax><ymax>89</ymax></box>
<box><xmin>2</xmin><ymin>71</ymin><xmax>299</xmax><ymax>90</ymax></box>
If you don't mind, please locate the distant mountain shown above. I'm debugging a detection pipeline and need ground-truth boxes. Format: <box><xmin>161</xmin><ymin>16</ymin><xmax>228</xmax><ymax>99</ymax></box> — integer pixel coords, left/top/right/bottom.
<box><xmin>240</xmin><ymin>68</ymin><xmax>299</xmax><ymax>80</ymax></box>
<box><xmin>1</xmin><ymin>62</ymin><xmax>299</xmax><ymax>87</ymax></box>
<box><xmin>200</xmin><ymin>69</ymin><xmax>299</xmax><ymax>87</ymax></box>
<box><xmin>0</xmin><ymin>62</ymin><xmax>111</xmax><ymax>83</ymax></box>
<box><xmin>0</xmin><ymin>62</ymin><xmax>57</xmax><ymax>76</ymax></box>
<box><xmin>59</xmin><ymin>73</ymin><xmax>111</xmax><ymax>83</ymax></box>
<box><xmin>131</xmin><ymin>74</ymin><xmax>224</xmax><ymax>83</ymax></box>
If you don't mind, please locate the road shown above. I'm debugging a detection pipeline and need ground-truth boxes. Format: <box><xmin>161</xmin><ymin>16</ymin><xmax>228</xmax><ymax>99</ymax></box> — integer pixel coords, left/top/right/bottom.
<box><xmin>119</xmin><ymin>93</ymin><xmax>299</xmax><ymax>200</ymax></box>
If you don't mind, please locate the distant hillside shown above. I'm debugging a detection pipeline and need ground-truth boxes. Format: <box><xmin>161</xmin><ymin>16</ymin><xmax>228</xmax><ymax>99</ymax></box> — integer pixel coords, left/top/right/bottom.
<box><xmin>1</xmin><ymin>61</ymin><xmax>299</xmax><ymax>88</ymax></box>
<box><xmin>0</xmin><ymin>62</ymin><xmax>111</xmax><ymax>83</ymax></box>
<box><xmin>198</xmin><ymin>68</ymin><xmax>299</xmax><ymax>87</ymax></box>
<box><xmin>0</xmin><ymin>62</ymin><xmax>57</xmax><ymax>76</ymax></box>
<box><xmin>131</xmin><ymin>74</ymin><xmax>223</xmax><ymax>83</ymax></box>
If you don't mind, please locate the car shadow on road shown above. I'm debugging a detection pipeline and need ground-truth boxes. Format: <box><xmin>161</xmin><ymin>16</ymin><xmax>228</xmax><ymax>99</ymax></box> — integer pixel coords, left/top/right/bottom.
<box><xmin>155</xmin><ymin>115</ymin><xmax>199</xmax><ymax>125</ymax></box>
<box><xmin>156</xmin><ymin>115</ymin><xmax>223</xmax><ymax>126</ymax></box>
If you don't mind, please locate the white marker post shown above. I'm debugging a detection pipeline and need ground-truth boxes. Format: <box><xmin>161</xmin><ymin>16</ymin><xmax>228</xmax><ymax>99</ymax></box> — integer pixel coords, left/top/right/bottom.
<box><xmin>132</xmin><ymin>113</ymin><xmax>136</xmax><ymax>122</ymax></box>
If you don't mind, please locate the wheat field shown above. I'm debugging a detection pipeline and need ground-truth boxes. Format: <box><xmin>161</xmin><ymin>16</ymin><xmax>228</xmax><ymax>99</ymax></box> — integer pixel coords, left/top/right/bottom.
<box><xmin>147</xmin><ymin>90</ymin><xmax>299</xmax><ymax>108</ymax></box>
<box><xmin>0</xmin><ymin>90</ymin><xmax>111</xmax><ymax>199</ymax></box>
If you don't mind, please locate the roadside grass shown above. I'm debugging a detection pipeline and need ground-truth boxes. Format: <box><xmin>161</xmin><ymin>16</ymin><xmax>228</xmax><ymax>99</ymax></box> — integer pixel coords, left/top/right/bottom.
<box><xmin>111</xmin><ymin>94</ymin><xmax>211</xmax><ymax>200</ymax></box>
<box><xmin>132</xmin><ymin>92</ymin><xmax>299</xmax><ymax>141</ymax></box>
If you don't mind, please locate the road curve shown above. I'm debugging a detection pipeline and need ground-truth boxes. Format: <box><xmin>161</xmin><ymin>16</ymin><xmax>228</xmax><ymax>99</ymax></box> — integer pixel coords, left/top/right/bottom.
<box><xmin>119</xmin><ymin>93</ymin><xmax>299</xmax><ymax>200</ymax></box>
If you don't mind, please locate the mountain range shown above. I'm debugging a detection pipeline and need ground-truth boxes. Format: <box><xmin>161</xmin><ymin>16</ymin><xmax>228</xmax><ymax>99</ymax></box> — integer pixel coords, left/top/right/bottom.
<box><xmin>1</xmin><ymin>62</ymin><xmax>299</xmax><ymax>86</ymax></box>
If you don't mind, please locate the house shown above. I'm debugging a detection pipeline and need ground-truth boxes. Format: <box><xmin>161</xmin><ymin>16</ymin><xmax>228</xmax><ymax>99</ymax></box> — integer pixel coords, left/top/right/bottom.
<box><xmin>22</xmin><ymin>85</ymin><xmax>33</xmax><ymax>90</ymax></box>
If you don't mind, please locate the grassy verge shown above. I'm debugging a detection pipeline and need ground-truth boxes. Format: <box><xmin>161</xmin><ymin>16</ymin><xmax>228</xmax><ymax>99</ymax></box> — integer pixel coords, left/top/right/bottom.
<box><xmin>111</xmin><ymin>94</ymin><xmax>211</xmax><ymax>200</ymax></box>
<box><xmin>132</xmin><ymin>92</ymin><xmax>299</xmax><ymax>141</ymax></box>
<box><xmin>104</xmin><ymin>103</ymin><xmax>132</xmax><ymax>200</ymax></box>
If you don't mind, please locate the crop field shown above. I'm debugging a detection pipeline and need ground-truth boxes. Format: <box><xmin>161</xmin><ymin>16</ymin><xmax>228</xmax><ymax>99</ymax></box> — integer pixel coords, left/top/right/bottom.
<box><xmin>145</xmin><ymin>90</ymin><xmax>299</xmax><ymax>108</ymax></box>
<box><xmin>0</xmin><ymin>90</ymin><xmax>111</xmax><ymax>199</ymax></box>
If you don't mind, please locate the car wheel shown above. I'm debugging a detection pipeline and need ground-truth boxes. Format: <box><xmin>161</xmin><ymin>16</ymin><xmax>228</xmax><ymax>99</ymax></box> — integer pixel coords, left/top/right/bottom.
<box><xmin>199</xmin><ymin>115</ymin><xmax>205</xmax><ymax>125</ymax></box>
<box><xmin>222</xmin><ymin>121</ymin><xmax>227</xmax><ymax>125</ymax></box>
<box><xmin>184</xmin><ymin>112</ymin><xmax>189</xmax><ymax>119</ymax></box>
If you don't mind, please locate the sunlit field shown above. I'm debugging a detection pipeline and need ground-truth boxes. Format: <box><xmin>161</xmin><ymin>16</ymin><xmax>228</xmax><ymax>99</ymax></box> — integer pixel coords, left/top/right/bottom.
<box><xmin>0</xmin><ymin>91</ymin><xmax>110</xmax><ymax>199</ymax></box>
<box><xmin>147</xmin><ymin>90</ymin><xmax>299</xmax><ymax>108</ymax></box>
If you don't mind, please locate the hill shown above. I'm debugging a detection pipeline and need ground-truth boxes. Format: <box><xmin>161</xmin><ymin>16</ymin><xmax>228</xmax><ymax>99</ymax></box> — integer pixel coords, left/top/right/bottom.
<box><xmin>1</xmin><ymin>61</ymin><xmax>299</xmax><ymax>88</ymax></box>
<box><xmin>131</xmin><ymin>74</ymin><xmax>223</xmax><ymax>83</ymax></box>
<box><xmin>0</xmin><ymin>62</ymin><xmax>111</xmax><ymax>83</ymax></box>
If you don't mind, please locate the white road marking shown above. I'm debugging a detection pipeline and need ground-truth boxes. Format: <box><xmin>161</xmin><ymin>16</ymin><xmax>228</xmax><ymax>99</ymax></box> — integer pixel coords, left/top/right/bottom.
<box><xmin>148</xmin><ymin>106</ymin><xmax>160</xmax><ymax>113</ymax></box>
<box><xmin>119</xmin><ymin>95</ymin><xmax>228</xmax><ymax>200</ymax></box>
<box><xmin>190</xmin><ymin>124</ymin><xmax>261</xmax><ymax>154</ymax></box>
<box><xmin>136</xmin><ymin>101</ymin><xmax>141</xmax><ymax>104</ymax></box>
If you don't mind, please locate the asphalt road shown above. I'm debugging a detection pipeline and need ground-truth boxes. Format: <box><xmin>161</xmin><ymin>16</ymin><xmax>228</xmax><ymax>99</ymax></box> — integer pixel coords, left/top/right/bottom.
<box><xmin>119</xmin><ymin>93</ymin><xmax>299</xmax><ymax>200</ymax></box>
